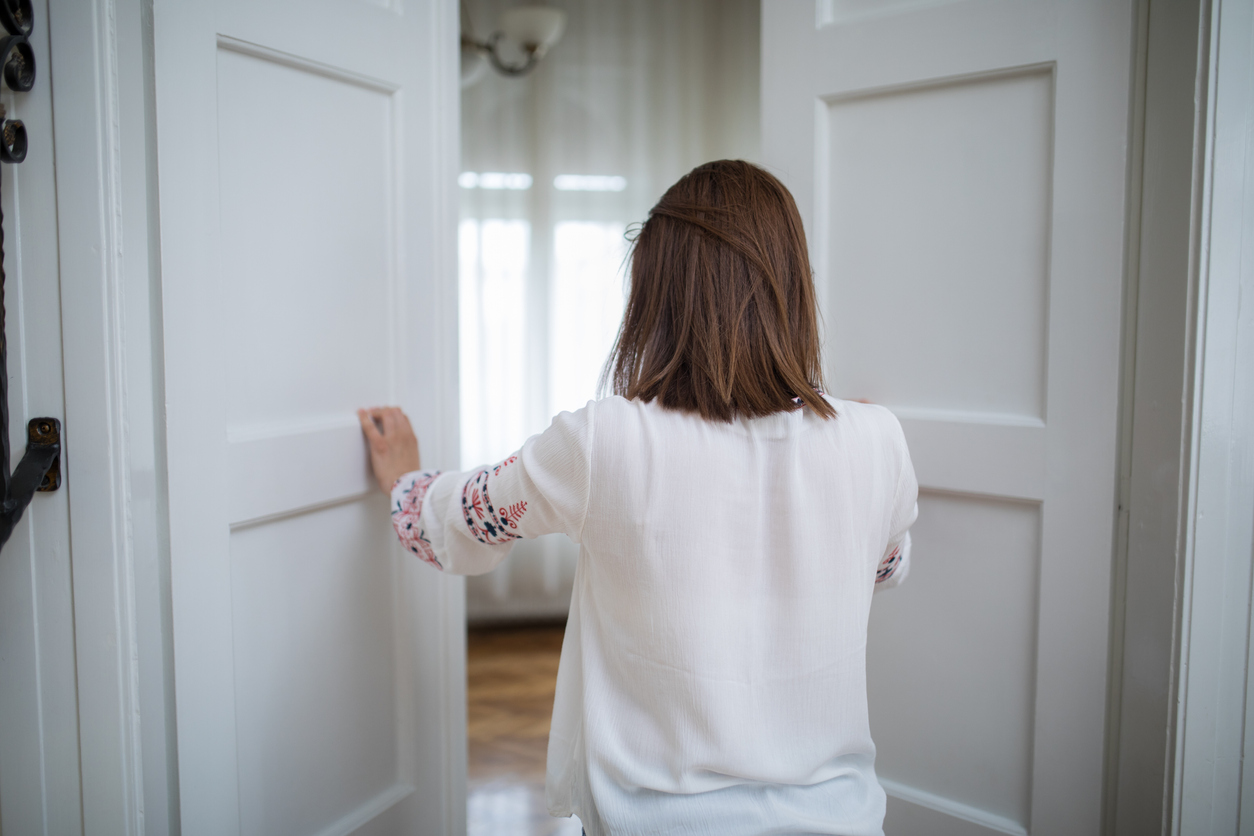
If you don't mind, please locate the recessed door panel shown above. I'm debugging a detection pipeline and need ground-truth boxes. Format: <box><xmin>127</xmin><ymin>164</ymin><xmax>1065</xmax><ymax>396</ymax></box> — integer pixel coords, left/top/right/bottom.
<box><xmin>823</xmin><ymin>69</ymin><xmax>1051</xmax><ymax>420</ymax></box>
<box><xmin>231</xmin><ymin>499</ymin><xmax>404</xmax><ymax>836</ymax></box>
<box><xmin>868</xmin><ymin>492</ymin><xmax>1041</xmax><ymax>825</ymax></box>
<box><xmin>218</xmin><ymin>45</ymin><xmax>396</xmax><ymax>432</ymax></box>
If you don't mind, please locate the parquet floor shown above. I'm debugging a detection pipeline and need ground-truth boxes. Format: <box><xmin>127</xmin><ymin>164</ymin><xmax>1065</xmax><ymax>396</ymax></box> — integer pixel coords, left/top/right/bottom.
<box><xmin>467</xmin><ymin>623</ymin><xmax>583</xmax><ymax>836</ymax></box>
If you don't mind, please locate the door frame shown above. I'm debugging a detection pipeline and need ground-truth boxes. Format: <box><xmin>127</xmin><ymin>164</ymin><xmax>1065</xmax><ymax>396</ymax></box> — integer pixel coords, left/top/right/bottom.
<box><xmin>1106</xmin><ymin>0</ymin><xmax>1254</xmax><ymax>832</ymax></box>
<box><xmin>47</xmin><ymin>0</ymin><xmax>176</xmax><ymax>831</ymax></box>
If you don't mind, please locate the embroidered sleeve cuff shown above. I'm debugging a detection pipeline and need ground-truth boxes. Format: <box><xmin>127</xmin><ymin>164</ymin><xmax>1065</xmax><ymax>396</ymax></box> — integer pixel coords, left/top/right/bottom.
<box><xmin>460</xmin><ymin>456</ymin><xmax>528</xmax><ymax>546</ymax></box>
<box><xmin>876</xmin><ymin>543</ymin><xmax>903</xmax><ymax>583</ymax></box>
<box><xmin>875</xmin><ymin>531</ymin><xmax>911</xmax><ymax>589</ymax></box>
<box><xmin>391</xmin><ymin>469</ymin><xmax>443</xmax><ymax>570</ymax></box>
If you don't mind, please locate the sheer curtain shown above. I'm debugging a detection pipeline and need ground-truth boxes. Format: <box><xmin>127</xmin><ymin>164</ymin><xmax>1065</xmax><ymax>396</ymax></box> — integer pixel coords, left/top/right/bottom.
<box><xmin>460</xmin><ymin>0</ymin><xmax>760</xmax><ymax>622</ymax></box>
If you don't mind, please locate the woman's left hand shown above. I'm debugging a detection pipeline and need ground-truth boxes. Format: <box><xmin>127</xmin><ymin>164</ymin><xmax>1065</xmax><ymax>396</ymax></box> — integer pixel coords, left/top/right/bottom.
<box><xmin>358</xmin><ymin>406</ymin><xmax>422</xmax><ymax>493</ymax></box>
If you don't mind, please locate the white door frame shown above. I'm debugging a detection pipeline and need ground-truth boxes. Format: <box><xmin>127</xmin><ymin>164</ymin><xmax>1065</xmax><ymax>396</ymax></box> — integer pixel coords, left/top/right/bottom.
<box><xmin>47</xmin><ymin>0</ymin><xmax>176</xmax><ymax>832</ymax></box>
<box><xmin>1107</xmin><ymin>0</ymin><xmax>1254</xmax><ymax>832</ymax></box>
<box><xmin>1173</xmin><ymin>0</ymin><xmax>1254</xmax><ymax>828</ymax></box>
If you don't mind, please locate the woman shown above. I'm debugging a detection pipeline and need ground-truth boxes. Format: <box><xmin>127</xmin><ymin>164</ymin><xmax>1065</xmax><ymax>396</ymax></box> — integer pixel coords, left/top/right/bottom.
<box><xmin>360</xmin><ymin>160</ymin><xmax>917</xmax><ymax>836</ymax></box>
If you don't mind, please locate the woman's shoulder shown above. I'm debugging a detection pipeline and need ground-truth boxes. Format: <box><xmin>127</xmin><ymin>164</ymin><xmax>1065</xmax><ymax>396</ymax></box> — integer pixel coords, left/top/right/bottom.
<box><xmin>540</xmin><ymin>395</ymin><xmax>652</xmax><ymax>446</ymax></box>
<box><xmin>558</xmin><ymin>395</ymin><xmax>729</xmax><ymax>449</ymax></box>
<box><xmin>568</xmin><ymin>394</ymin><xmax>690</xmax><ymax>421</ymax></box>
<box><xmin>551</xmin><ymin>394</ymin><xmax>640</xmax><ymax>426</ymax></box>
<box><xmin>818</xmin><ymin>396</ymin><xmax>908</xmax><ymax>446</ymax></box>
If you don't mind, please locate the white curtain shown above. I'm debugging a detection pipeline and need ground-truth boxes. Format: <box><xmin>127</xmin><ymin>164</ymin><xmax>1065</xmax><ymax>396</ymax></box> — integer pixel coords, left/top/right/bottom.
<box><xmin>460</xmin><ymin>0</ymin><xmax>760</xmax><ymax>622</ymax></box>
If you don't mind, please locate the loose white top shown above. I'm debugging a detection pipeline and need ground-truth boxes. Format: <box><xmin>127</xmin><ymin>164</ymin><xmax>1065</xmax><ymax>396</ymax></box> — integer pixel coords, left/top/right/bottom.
<box><xmin>392</xmin><ymin>395</ymin><xmax>917</xmax><ymax>836</ymax></box>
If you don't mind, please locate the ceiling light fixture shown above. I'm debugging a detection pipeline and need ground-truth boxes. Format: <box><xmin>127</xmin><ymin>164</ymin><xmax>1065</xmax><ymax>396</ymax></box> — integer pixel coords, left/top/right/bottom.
<box><xmin>460</xmin><ymin>3</ymin><xmax>567</xmax><ymax>87</ymax></box>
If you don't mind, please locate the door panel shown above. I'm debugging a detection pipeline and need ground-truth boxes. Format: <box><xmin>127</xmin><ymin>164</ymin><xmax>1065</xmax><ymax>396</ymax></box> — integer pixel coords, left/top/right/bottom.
<box><xmin>231</xmin><ymin>501</ymin><xmax>405</xmax><ymax>836</ymax></box>
<box><xmin>155</xmin><ymin>1</ymin><xmax>463</xmax><ymax>834</ymax></box>
<box><xmin>869</xmin><ymin>493</ymin><xmax>1040</xmax><ymax>825</ymax></box>
<box><xmin>218</xmin><ymin>40</ymin><xmax>397</xmax><ymax>431</ymax></box>
<box><xmin>822</xmin><ymin>68</ymin><xmax>1051</xmax><ymax>420</ymax></box>
<box><xmin>763</xmin><ymin>3</ymin><xmax>1132</xmax><ymax>834</ymax></box>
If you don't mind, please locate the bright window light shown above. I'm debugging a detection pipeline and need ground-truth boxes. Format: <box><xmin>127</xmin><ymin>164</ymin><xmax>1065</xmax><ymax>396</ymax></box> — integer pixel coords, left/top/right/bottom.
<box><xmin>550</xmin><ymin>221</ymin><xmax>628</xmax><ymax>417</ymax></box>
<box><xmin>553</xmin><ymin>174</ymin><xmax>627</xmax><ymax>192</ymax></box>
<box><xmin>459</xmin><ymin>219</ymin><xmax>531</xmax><ymax>467</ymax></box>
<box><xmin>459</xmin><ymin>172</ymin><xmax>533</xmax><ymax>190</ymax></box>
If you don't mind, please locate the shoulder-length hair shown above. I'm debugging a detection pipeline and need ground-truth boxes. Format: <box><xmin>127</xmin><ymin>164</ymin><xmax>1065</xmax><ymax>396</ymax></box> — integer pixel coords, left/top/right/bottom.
<box><xmin>603</xmin><ymin>160</ymin><xmax>833</xmax><ymax>422</ymax></box>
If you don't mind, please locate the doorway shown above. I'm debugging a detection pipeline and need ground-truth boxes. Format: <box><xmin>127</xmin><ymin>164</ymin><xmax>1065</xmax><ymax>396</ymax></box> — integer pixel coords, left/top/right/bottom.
<box><xmin>457</xmin><ymin>1</ymin><xmax>761</xmax><ymax>832</ymax></box>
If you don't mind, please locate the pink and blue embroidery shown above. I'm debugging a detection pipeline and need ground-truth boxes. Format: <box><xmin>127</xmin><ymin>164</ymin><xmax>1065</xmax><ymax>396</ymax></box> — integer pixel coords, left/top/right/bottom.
<box><xmin>876</xmin><ymin>543</ymin><xmax>902</xmax><ymax>583</ymax></box>
<box><xmin>462</xmin><ymin>457</ymin><xmax>528</xmax><ymax>545</ymax></box>
<box><xmin>392</xmin><ymin>471</ymin><xmax>442</xmax><ymax>570</ymax></box>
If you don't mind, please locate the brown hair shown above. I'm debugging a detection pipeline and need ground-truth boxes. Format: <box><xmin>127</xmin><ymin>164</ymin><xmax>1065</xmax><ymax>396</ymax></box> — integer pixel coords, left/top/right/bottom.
<box><xmin>604</xmin><ymin>160</ymin><xmax>833</xmax><ymax>422</ymax></box>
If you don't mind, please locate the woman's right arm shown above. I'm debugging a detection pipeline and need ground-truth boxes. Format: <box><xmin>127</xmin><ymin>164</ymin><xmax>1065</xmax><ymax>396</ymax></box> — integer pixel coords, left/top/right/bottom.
<box><xmin>364</xmin><ymin>404</ymin><xmax>594</xmax><ymax>576</ymax></box>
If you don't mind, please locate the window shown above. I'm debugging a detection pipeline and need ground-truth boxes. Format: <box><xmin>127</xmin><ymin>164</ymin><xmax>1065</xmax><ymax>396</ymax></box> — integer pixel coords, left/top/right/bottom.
<box><xmin>458</xmin><ymin>210</ymin><xmax>627</xmax><ymax>467</ymax></box>
<box><xmin>458</xmin><ymin>219</ymin><xmax>530</xmax><ymax>467</ymax></box>
<box><xmin>549</xmin><ymin>221</ymin><xmax>628</xmax><ymax>417</ymax></box>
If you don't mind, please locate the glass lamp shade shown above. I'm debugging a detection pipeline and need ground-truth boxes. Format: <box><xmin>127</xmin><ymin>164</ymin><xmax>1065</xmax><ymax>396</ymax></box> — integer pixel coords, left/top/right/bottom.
<box><xmin>499</xmin><ymin>6</ymin><xmax>566</xmax><ymax>56</ymax></box>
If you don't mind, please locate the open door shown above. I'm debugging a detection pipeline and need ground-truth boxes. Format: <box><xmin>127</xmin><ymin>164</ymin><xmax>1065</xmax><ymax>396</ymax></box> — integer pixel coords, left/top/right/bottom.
<box><xmin>153</xmin><ymin>1</ymin><xmax>465</xmax><ymax>833</ymax></box>
<box><xmin>763</xmin><ymin>3</ymin><xmax>1133</xmax><ymax>835</ymax></box>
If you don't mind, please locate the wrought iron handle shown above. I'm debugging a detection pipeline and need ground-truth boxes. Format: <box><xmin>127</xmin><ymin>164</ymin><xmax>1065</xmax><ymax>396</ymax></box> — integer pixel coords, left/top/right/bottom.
<box><xmin>0</xmin><ymin>0</ymin><xmax>57</xmax><ymax>550</ymax></box>
<box><xmin>0</xmin><ymin>0</ymin><xmax>31</xmax><ymax>40</ymax></box>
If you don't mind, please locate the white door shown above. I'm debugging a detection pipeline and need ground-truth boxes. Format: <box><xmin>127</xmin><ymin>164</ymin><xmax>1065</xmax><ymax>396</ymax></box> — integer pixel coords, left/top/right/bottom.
<box><xmin>153</xmin><ymin>2</ymin><xmax>465</xmax><ymax>834</ymax></box>
<box><xmin>763</xmin><ymin>4</ymin><xmax>1132</xmax><ymax>835</ymax></box>
<box><xmin>0</xmin><ymin>1</ymin><xmax>81</xmax><ymax>830</ymax></box>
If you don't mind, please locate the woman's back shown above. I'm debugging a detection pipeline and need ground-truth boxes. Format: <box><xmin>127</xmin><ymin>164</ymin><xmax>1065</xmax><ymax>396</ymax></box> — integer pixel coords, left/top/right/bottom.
<box><xmin>543</xmin><ymin>395</ymin><xmax>916</xmax><ymax>835</ymax></box>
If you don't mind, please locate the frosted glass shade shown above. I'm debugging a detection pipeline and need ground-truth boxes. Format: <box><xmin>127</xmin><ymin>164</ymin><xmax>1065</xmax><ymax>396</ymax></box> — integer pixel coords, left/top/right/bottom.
<box><xmin>500</xmin><ymin>6</ymin><xmax>566</xmax><ymax>56</ymax></box>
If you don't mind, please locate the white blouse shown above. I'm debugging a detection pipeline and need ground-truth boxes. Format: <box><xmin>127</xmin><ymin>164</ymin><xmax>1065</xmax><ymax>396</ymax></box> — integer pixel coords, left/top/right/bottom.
<box><xmin>391</xmin><ymin>395</ymin><xmax>917</xmax><ymax>836</ymax></box>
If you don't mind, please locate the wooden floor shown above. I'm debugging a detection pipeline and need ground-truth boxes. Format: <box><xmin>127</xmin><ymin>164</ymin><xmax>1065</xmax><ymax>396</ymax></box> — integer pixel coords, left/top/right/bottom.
<box><xmin>467</xmin><ymin>623</ymin><xmax>583</xmax><ymax>836</ymax></box>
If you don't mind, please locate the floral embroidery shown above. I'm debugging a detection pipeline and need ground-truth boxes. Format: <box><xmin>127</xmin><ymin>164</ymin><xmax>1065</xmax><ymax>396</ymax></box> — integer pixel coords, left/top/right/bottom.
<box><xmin>501</xmin><ymin>501</ymin><xmax>528</xmax><ymax>528</ymax></box>
<box><xmin>876</xmin><ymin>543</ymin><xmax>902</xmax><ymax>583</ymax></box>
<box><xmin>461</xmin><ymin>456</ymin><xmax>528</xmax><ymax>545</ymax></box>
<box><xmin>392</xmin><ymin>471</ymin><xmax>443</xmax><ymax>570</ymax></box>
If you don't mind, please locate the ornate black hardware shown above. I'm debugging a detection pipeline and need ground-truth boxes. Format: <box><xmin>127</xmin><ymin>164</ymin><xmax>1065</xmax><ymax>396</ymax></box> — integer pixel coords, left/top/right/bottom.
<box><xmin>0</xmin><ymin>0</ymin><xmax>57</xmax><ymax>550</ymax></box>
<box><xmin>0</xmin><ymin>0</ymin><xmax>30</xmax><ymax>40</ymax></box>
<box><xmin>0</xmin><ymin>36</ymin><xmax>34</xmax><ymax>93</ymax></box>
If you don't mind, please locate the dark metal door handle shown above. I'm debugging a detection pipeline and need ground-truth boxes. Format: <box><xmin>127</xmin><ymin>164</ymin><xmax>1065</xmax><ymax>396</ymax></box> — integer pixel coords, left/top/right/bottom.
<box><xmin>0</xmin><ymin>1</ymin><xmax>58</xmax><ymax>550</ymax></box>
